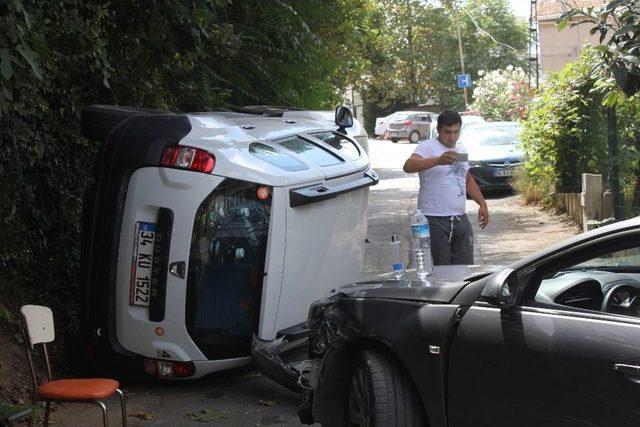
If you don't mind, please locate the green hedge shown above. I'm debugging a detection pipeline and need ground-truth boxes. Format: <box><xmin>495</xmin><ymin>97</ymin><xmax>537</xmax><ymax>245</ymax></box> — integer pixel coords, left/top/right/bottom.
<box><xmin>520</xmin><ymin>47</ymin><xmax>639</xmax><ymax>214</ymax></box>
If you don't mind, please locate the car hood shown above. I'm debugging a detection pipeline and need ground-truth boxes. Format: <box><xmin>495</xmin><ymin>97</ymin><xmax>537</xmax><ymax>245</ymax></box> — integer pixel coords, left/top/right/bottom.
<box><xmin>334</xmin><ymin>265</ymin><xmax>503</xmax><ymax>303</ymax></box>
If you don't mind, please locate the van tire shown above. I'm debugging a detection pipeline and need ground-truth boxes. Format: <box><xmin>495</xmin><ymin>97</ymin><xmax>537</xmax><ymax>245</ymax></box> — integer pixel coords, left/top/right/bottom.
<box><xmin>409</xmin><ymin>131</ymin><xmax>420</xmax><ymax>144</ymax></box>
<box><xmin>346</xmin><ymin>349</ymin><xmax>426</xmax><ymax>426</ymax></box>
<box><xmin>390</xmin><ymin>138</ymin><xmax>399</xmax><ymax>143</ymax></box>
<box><xmin>81</xmin><ymin>105</ymin><xmax>169</xmax><ymax>142</ymax></box>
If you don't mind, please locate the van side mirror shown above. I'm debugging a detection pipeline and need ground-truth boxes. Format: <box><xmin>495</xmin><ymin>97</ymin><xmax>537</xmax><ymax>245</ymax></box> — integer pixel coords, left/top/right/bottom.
<box><xmin>335</xmin><ymin>106</ymin><xmax>353</xmax><ymax>134</ymax></box>
<box><xmin>480</xmin><ymin>268</ymin><xmax>518</xmax><ymax>308</ymax></box>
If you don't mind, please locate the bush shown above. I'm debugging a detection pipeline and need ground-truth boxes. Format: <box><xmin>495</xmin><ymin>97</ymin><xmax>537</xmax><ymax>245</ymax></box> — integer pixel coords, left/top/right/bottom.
<box><xmin>470</xmin><ymin>66</ymin><xmax>532</xmax><ymax>121</ymax></box>
<box><xmin>520</xmin><ymin>47</ymin><xmax>639</xmax><ymax>213</ymax></box>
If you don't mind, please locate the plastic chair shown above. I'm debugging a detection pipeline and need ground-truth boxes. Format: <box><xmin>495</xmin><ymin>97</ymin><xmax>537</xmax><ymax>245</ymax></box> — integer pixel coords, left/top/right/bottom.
<box><xmin>20</xmin><ymin>305</ymin><xmax>127</xmax><ymax>426</ymax></box>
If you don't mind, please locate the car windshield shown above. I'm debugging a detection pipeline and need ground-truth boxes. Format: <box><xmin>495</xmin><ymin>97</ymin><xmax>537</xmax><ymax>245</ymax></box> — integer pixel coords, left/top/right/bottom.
<box><xmin>461</xmin><ymin>126</ymin><xmax>522</xmax><ymax>148</ymax></box>
<box><xmin>568</xmin><ymin>247</ymin><xmax>640</xmax><ymax>270</ymax></box>
<box><xmin>392</xmin><ymin>114</ymin><xmax>408</xmax><ymax>121</ymax></box>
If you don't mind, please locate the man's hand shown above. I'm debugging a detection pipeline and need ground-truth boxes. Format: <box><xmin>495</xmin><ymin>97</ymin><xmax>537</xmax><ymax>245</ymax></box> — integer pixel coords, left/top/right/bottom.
<box><xmin>478</xmin><ymin>203</ymin><xmax>489</xmax><ymax>229</ymax></box>
<box><xmin>438</xmin><ymin>150</ymin><xmax>457</xmax><ymax>165</ymax></box>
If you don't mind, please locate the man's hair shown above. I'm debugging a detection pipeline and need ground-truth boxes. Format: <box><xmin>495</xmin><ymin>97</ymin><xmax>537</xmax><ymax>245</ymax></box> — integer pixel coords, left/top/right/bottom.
<box><xmin>437</xmin><ymin>110</ymin><xmax>462</xmax><ymax>130</ymax></box>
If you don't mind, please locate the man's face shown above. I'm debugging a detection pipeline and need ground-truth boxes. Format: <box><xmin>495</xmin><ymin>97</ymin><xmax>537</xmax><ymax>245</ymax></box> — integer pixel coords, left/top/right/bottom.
<box><xmin>438</xmin><ymin>123</ymin><xmax>461</xmax><ymax>147</ymax></box>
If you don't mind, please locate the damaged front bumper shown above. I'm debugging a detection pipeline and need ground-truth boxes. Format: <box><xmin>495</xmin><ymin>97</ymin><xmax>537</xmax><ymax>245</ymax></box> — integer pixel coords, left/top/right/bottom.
<box><xmin>251</xmin><ymin>333</ymin><xmax>321</xmax><ymax>393</ymax></box>
<box><xmin>251</xmin><ymin>333</ymin><xmax>322</xmax><ymax>424</ymax></box>
<box><xmin>251</xmin><ymin>294</ymin><xmax>346</xmax><ymax>424</ymax></box>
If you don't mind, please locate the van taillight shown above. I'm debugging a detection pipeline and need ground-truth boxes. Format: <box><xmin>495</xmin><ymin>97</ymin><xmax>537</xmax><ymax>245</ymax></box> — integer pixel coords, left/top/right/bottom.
<box><xmin>161</xmin><ymin>145</ymin><xmax>215</xmax><ymax>173</ymax></box>
<box><xmin>144</xmin><ymin>358</ymin><xmax>195</xmax><ymax>378</ymax></box>
<box><xmin>403</xmin><ymin>120</ymin><xmax>412</xmax><ymax>127</ymax></box>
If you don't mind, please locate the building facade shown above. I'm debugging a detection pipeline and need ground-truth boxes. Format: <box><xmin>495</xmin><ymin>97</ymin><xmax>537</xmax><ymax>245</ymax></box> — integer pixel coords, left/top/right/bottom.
<box><xmin>538</xmin><ymin>0</ymin><xmax>607</xmax><ymax>73</ymax></box>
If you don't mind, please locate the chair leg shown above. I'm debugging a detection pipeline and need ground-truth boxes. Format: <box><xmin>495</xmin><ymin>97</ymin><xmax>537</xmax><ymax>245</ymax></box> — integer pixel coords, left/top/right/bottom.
<box><xmin>116</xmin><ymin>389</ymin><xmax>127</xmax><ymax>427</ymax></box>
<box><xmin>43</xmin><ymin>401</ymin><xmax>51</xmax><ymax>427</ymax></box>
<box><xmin>96</xmin><ymin>401</ymin><xmax>108</xmax><ymax>427</ymax></box>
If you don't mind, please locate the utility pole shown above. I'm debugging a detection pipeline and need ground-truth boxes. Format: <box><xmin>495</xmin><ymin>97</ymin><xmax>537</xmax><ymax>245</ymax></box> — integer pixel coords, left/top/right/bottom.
<box><xmin>456</xmin><ymin>21</ymin><xmax>469</xmax><ymax>109</ymax></box>
<box><xmin>446</xmin><ymin>0</ymin><xmax>468</xmax><ymax>109</ymax></box>
<box><xmin>528</xmin><ymin>0</ymin><xmax>540</xmax><ymax>88</ymax></box>
<box><xmin>407</xmin><ymin>0</ymin><xmax>417</xmax><ymax>103</ymax></box>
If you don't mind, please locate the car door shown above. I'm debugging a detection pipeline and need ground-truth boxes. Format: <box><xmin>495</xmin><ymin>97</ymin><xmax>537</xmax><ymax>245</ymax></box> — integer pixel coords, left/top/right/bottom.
<box><xmin>447</xmin><ymin>228</ymin><xmax>640</xmax><ymax>427</ymax></box>
<box><xmin>416</xmin><ymin>114</ymin><xmax>431</xmax><ymax>139</ymax></box>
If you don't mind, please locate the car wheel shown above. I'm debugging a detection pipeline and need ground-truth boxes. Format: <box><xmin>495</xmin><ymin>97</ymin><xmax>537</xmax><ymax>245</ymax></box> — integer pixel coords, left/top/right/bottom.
<box><xmin>409</xmin><ymin>130</ymin><xmax>420</xmax><ymax>144</ymax></box>
<box><xmin>390</xmin><ymin>138</ymin><xmax>399</xmax><ymax>143</ymax></box>
<box><xmin>347</xmin><ymin>349</ymin><xmax>426</xmax><ymax>427</ymax></box>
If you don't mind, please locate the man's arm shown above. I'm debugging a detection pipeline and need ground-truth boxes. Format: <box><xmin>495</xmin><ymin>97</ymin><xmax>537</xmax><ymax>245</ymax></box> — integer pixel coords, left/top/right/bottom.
<box><xmin>403</xmin><ymin>151</ymin><xmax>457</xmax><ymax>173</ymax></box>
<box><xmin>466</xmin><ymin>171</ymin><xmax>489</xmax><ymax>228</ymax></box>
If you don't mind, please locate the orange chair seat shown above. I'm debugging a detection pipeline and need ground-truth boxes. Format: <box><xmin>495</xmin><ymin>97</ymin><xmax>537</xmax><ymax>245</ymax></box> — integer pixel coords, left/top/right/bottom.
<box><xmin>37</xmin><ymin>378</ymin><xmax>119</xmax><ymax>400</ymax></box>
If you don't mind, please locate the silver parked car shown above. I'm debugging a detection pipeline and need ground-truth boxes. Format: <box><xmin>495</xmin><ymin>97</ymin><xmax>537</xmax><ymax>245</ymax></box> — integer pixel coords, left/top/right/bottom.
<box><xmin>374</xmin><ymin>111</ymin><xmax>423</xmax><ymax>138</ymax></box>
<box><xmin>387</xmin><ymin>112</ymin><xmax>436</xmax><ymax>143</ymax></box>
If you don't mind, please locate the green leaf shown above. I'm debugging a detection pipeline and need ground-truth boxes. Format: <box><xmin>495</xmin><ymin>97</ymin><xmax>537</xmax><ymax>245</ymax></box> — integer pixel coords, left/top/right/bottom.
<box><xmin>15</xmin><ymin>45</ymin><xmax>42</xmax><ymax>80</ymax></box>
<box><xmin>0</xmin><ymin>49</ymin><xmax>13</xmax><ymax>80</ymax></box>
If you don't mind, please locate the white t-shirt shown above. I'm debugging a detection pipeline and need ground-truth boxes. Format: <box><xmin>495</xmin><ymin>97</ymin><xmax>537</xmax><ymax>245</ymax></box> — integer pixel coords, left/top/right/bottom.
<box><xmin>412</xmin><ymin>138</ymin><xmax>470</xmax><ymax>216</ymax></box>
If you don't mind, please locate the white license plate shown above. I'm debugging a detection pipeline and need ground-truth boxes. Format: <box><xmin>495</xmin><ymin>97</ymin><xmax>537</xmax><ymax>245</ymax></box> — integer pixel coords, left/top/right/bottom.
<box><xmin>129</xmin><ymin>221</ymin><xmax>156</xmax><ymax>306</ymax></box>
<box><xmin>494</xmin><ymin>169</ymin><xmax>515</xmax><ymax>177</ymax></box>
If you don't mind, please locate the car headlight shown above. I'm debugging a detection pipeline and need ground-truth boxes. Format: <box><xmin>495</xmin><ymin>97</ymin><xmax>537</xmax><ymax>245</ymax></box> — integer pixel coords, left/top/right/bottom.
<box><xmin>469</xmin><ymin>160</ymin><xmax>484</xmax><ymax>167</ymax></box>
<box><xmin>306</xmin><ymin>293</ymin><xmax>341</xmax><ymax>330</ymax></box>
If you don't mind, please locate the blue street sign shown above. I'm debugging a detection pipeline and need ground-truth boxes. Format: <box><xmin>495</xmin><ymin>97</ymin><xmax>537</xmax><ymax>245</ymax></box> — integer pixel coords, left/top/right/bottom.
<box><xmin>457</xmin><ymin>73</ymin><xmax>472</xmax><ymax>89</ymax></box>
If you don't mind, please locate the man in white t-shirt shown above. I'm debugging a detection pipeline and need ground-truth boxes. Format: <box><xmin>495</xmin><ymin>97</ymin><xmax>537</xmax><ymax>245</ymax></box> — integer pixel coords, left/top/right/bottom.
<box><xmin>402</xmin><ymin>110</ymin><xmax>488</xmax><ymax>265</ymax></box>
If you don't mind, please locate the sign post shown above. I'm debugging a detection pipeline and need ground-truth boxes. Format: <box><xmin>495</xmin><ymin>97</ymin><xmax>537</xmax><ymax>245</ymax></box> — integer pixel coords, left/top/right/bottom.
<box><xmin>457</xmin><ymin>73</ymin><xmax>472</xmax><ymax>110</ymax></box>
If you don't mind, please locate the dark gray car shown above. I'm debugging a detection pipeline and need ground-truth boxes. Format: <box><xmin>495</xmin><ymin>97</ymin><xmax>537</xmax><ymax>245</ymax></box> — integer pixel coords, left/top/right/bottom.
<box><xmin>255</xmin><ymin>216</ymin><xmax>640</xmax><ymax>426</ymax></box>
<box><xmin>387</xmin><ymin>112</ymin><xmax>435</xmax><ymax>143</ymax></box>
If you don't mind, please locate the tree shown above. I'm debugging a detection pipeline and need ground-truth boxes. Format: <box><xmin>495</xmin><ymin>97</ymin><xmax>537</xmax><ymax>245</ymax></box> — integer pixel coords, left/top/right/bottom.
<box><xmin>361</xmin><ymin>0</ymin><xmax>528</xmax><ymax>131</ymax></box>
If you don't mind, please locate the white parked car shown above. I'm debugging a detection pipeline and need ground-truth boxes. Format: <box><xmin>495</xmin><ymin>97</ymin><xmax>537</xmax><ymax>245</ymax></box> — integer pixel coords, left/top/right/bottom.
<box><xmin>79</xmin><ymin>105</ymin><xmax>376</xmax><ymax>379</ymax></box>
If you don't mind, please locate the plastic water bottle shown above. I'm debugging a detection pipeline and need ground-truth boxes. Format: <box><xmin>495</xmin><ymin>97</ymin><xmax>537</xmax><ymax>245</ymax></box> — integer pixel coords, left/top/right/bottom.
<box><xmin>390</xmin><ymin>234</ymin><xmax>405</xmax><ymax>279</ymax></box>
<box><xmin>411</xmin><ymin>209</ymin><xmax>433</xmax><ymax>280</ymax></box>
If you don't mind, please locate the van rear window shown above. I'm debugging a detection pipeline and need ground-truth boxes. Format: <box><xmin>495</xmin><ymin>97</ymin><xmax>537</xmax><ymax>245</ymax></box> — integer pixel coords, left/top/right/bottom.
<box><xmin>249</xmin><ymin>143</ymin><xmax>308</xmax><ymax>171</ymax></box>
<box><xmin>277</xmin><ymin>136</ymin><xmax>343</xmax><ymax>167</ymax></box>
<box><xmin>309</xmin><ymin>132</ymin><xmax>361</xmax><ymax>161</ymax></box>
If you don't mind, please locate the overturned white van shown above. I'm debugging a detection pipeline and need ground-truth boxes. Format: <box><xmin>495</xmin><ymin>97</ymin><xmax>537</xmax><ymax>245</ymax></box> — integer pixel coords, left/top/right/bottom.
<box><xmin>79</xmin><ymin>105</ymin><xmax>376</xmax><ymax>379</ymax></box>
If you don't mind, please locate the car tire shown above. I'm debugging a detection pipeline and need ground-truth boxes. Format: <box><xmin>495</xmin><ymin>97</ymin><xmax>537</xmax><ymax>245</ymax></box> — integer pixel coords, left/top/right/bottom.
<box><xmin>409</xmin><ymin>131</ymin><xmax>420</xmax><ymax>144</ymax></box>
<box><xmin>81</xmin><ymin>105</ymin><xmax>168</xmax><ymax>142</ymax></box>
<box><xmin>390</xmin><ymin>138</ymin><xmax>399</xmax><ymax>143</ymax></box>
<box><xmin>347</xmin><ymin>349</ymin><xmax>426</xmax><ymax>427</ymax></box>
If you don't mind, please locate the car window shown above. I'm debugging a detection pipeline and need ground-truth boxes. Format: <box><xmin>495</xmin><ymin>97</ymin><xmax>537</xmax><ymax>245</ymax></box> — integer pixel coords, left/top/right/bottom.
<box><xmin>249</xmin><ymin>143</ymin><xmax>309</xmax><ymax>171</ymax></box>
<box><xmin>276</xmin><ymin>136</ymin><xmax>343</xmax><ymax>167</ymax></box>
<box><xmin>532</xmin><ymin>244</ymin><xmax>640</xmax><ymax>318</ymax></box>
<box><xmin>308</xmin><ymin>132</ymin><xmax>361</xmax><ymax>161</ymax></box>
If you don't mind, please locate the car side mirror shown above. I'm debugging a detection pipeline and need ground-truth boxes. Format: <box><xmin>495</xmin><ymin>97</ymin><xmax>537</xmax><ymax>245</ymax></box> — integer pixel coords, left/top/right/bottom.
<box><xmin>481</xmin><ymin>268</ymin><xmax>518</xmax><ymax>308</ymax></box>
<box><xmin>335</xmin><ymin>106</ymin><xmax>354</xmax><ymax>134</ymax></box>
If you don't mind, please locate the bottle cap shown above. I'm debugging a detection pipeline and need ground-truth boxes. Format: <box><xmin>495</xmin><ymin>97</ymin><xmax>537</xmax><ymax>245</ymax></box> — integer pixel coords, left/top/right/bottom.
<box><xmin>416</xmin><ymin>209</ymin><xmax>422</xmax><ymax>214</ymax></box>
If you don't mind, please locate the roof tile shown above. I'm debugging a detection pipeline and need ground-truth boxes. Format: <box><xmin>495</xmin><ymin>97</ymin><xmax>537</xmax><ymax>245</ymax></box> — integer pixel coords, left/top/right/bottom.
<box><xmin>538</xmin><ymin>0</ymin><xmax>607</xmax><ymax>17</ymax></box>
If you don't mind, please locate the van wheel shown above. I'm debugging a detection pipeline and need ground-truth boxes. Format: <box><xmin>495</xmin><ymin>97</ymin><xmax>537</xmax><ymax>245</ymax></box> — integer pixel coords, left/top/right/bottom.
<box><xmin>390</xmin><ymin>138</ymin><xmax>399</xmax><ymax>143</ymax></box>
<box><xmin>346</xmin><ymin>349</ymin><xmax>426</xmax><ymax>426</ymax></box>
<box><xmin>409</xmin><ymin>131</ymin><xmax>420</xmax><ymax>144</ymax></box>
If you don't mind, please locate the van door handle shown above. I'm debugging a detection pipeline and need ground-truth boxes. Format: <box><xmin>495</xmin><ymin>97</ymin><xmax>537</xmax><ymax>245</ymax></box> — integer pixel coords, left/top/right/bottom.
<box><xmin>614</xmin><ymin>364</ymin><xmax>640</xmax><ymax>377</ymax></box>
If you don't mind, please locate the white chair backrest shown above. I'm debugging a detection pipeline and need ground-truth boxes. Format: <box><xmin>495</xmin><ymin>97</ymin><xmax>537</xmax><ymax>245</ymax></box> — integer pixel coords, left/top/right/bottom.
<box><xmin>20</xmin><ymin>305</ymin><xmax>55</xmax><ymax>347</ymax></box>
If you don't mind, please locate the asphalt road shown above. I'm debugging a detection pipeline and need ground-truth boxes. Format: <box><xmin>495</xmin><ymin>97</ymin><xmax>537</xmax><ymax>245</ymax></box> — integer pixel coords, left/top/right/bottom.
<box><xmin>50</xmin><ymin>138</ymin><xmax>579</xmax><ymax>426</ymax></box>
